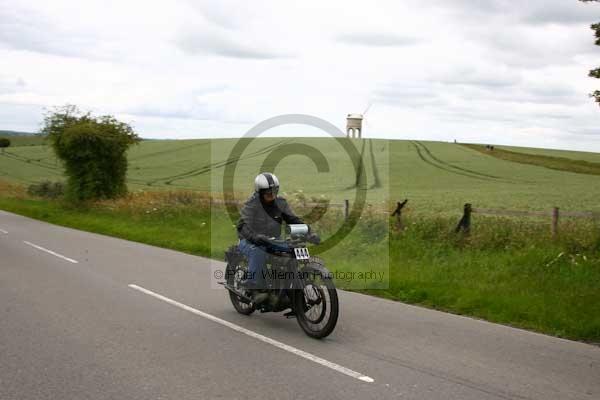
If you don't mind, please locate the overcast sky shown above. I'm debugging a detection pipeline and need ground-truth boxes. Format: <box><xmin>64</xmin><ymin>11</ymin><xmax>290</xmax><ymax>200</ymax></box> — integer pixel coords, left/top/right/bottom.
<box><xmin>1</xmin><ymin>0</ymin><xmax>599</xmax><ymax>151</ymax></box>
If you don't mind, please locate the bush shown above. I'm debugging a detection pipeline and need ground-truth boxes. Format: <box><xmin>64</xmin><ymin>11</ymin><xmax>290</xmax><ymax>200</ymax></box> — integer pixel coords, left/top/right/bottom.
<box><xmin>42</xmin><ymin>105</ymin><xmax>139</xmax><ymax>202</ymax></box>
<box><xmin>0</xmin><ymin>137</ymin><xmax>10</xmax><ymax>148</ymax></box>
<box><xmin>27</xmin><ymin>181</ymin><xmax>65</xmax><ymax>199</ymax></box>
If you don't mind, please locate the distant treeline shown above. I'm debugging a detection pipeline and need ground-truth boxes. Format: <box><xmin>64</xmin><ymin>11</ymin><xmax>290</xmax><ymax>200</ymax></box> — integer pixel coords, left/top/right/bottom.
<box><xmin>0</xmin><ymin>134</ymin><xmax>46</xmax><ymax>146</ymax></box>
<box><xmin>0</xmin><ymin>130</ymin><xmax>37</xmax><ymax>136</ymax></box>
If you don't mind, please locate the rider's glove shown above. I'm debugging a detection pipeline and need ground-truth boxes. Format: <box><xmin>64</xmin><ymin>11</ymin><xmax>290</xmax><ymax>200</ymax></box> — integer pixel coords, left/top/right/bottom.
<box><xmin>255</xmin><ymin>233</ymin><xmax>271</xmax><ymax>246</ymax></box>
<box><xmin>307</xmin><ymin>233</ymin><xmax>321</xmax><ymax>245</ymax></box>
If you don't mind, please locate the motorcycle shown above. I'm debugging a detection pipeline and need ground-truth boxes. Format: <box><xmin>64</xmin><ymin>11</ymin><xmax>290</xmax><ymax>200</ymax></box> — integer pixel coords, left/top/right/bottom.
<box><xmin>221</xmin><ymin>224</ymin><xmax>339</xmax><ymax>339</ymax></box>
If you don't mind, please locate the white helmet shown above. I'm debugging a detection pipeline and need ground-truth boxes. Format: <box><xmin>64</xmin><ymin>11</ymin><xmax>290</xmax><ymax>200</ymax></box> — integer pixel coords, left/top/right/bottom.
<box><xmin>254</xmin><ymin>172</ymin><xmax>280</xmax><ymax>193</ymax></box>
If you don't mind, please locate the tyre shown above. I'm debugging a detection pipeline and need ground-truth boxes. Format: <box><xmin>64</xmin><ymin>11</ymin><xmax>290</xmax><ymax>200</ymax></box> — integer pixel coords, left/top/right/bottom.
<box><xmin>294</xmin><ymin>264</ymin><xmax>339</xmax><ymax>339</ymax></box>
<box><xmin>225</xmin><ymin>256</ymin><xmax>255</xmax><ymax>316</ymax></box>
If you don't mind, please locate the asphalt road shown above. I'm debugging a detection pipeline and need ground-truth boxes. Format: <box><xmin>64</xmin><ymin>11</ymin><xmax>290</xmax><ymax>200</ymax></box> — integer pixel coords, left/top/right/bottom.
<box><xmin>1</xmin><ymin>210</ymin><xmax>599</xmax><ymax>400</ymax></box>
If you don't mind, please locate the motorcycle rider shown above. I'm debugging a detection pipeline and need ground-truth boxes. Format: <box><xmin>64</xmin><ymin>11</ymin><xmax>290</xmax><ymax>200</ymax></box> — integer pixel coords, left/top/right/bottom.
<box><xmin>237</xmin><ymin>172</ymin><xmax>313</xmax><ymax>304</ymax></box>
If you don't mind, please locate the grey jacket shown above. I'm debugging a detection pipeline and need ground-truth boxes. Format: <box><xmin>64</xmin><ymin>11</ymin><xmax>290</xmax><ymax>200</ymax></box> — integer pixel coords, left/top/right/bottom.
<box><xmin>237</xmin><ymin>192</ymin><xmax>303</xmax><ymax>244</ymax></box>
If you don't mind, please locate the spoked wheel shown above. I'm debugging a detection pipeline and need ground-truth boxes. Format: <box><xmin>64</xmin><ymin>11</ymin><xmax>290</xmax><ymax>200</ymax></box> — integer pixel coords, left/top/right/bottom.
<box><xmin>226</xmin><ymin>260</ymin><xmax>255</xmax><ymax>315</ymax></box>
<box><xmin>294</xmin><ymin>267</ymin><xmax>339</xmax><ymax>339</ymax></box>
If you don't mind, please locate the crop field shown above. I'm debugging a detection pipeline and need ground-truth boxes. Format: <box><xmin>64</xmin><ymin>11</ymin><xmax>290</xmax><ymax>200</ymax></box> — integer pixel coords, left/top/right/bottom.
<box><xmin>2</xmin><ymin>137</ymin><xmax>600</xmax><ymax>213</ymax></box>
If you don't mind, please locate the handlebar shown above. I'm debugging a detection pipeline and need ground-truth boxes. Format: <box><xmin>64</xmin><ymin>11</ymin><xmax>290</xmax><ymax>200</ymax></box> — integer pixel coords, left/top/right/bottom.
<box><xmin>266</xmin><ymin>233</ymin><xmax>320</xmax><ymax>253</ymax></box>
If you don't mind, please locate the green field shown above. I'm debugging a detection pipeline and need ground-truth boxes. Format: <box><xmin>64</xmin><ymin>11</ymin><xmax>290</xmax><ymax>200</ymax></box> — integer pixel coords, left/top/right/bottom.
<box><xmin>2</xmin><ymin>137</ymin><xmax>600</xmax><ymax>214</ymax></box>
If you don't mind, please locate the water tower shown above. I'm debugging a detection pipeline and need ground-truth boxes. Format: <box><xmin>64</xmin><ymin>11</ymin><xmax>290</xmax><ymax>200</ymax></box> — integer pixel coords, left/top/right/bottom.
<box><xmin>346</xmin><ymin>113</ymin><xmax>363</xmax><ymax>138</ymax></box>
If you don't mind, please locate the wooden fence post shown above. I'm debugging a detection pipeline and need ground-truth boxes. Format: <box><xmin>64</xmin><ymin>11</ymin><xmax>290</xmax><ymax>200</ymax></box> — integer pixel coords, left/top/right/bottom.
<box><xmin>455</xmin><ymin>203</ymin><xmax>472</xmax><ymax>234</ymax></box>
<box><xmin>391</xmin><ymin>199</ymin><xmax>408</xmax><ymax>231</ymax></box>
<box><xmin>344</xmin><ymin>199</ymin><xmax>349</xmax><ymax>221</ymax></box>
<box><xmin>552</xmin><ymin>207</ymin><xmax>559</xmax><ymax>238</ymax></box>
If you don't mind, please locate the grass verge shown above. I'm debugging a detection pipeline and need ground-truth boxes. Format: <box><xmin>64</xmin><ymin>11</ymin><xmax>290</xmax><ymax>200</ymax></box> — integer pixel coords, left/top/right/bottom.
<box><xmin>0</xmin><ymin>195</ymin><xmax>211</xmax><ymax>257</ymax></box>
<box><xmin>376</xmin><ymin>216</ymin><xmax>600</xmax><ymax>342</ymax></box>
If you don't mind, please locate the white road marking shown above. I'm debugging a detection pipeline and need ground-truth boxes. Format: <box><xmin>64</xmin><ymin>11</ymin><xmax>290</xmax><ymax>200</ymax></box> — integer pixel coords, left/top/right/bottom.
<box><xmin>128</xmin><ymin>283</ymin><xmax>375</xmax><ymax>383</ymax></box>
<box><xmin>0</xmin><ymin>228</ymin><xmax>7</xmax><ymax>234</ymax></box>
<box><xmin>23</xmin><ymin>241</ymin><xmax>79</xmax><ymax>264</ymax></box>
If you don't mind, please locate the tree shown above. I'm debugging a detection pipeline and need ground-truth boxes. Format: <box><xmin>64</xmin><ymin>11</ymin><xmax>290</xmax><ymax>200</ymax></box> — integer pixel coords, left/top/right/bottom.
<box><xmin>0</xmin><ymin>137</ymin><xmax>10</xmax><ymax>150</ymax></box>
<box><xmin>41</xmin><ymin>105</ymin><xmax>139</xmax><ymax>202</ymax></box>
<box><xmin>580</xmin><ymin>0</ymin><xmax>600</xmax><ymax>105</ymax></box>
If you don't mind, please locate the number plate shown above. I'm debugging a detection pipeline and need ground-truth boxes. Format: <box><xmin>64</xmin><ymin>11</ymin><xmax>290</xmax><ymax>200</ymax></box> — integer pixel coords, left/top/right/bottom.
<box><xmin>294</xmin><ymin>247</ymin><xmax>310</xmax><ymax>260</ymax></box>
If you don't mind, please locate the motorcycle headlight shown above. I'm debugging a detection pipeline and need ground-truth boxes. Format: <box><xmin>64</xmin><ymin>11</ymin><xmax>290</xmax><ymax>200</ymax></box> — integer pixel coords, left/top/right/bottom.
<box><xmin>287</xmin><ymin>224</ymin><xmax>309</xmax><ymax>236</ymax></box>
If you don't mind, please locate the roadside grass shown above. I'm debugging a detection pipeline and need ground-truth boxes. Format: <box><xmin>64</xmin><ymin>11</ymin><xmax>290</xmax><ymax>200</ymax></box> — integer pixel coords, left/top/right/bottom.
<box><xmin>0</xmin><ymin>180</ymin><xmax>26</xmax><ymax>197</ymax></box>
<box><xmin>1</xmin><ymin>186</ymin><xmax>599</xmax><ymax>342</ymax></box>
<box><xmin>0</xmin><ymin>193</ymin><xmax>211</xmax><ymax>256</ymax></box>
<box><xmin>373</xmin><ymin>215</ymin><xmax>600</xmax><ymax>342</ymax></box>
<box><xmin>463</xmin><ymin>143</ymin><xmax>600</xmax><ymax>176</ymax></box>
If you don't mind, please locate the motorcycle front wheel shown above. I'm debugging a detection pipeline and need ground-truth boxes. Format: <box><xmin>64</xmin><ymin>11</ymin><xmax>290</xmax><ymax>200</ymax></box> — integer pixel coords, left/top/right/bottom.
<box><xmin>294</xmin><ymin>266</ymin><xmax>339</xmax><ymax>339</ymax></box>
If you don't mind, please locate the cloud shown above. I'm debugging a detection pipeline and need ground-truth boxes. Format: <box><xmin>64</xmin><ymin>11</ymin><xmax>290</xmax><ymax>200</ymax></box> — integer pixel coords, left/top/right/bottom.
<box><xmin>367</xmin><ymin>58</ymin><xmax>588</xmax><ymax>130</ymax></box>
<box><xmin>444</xmin><ymin>80</ymin><xmax>586</xmax><ymax>106</ymax></box>
<box><xmin>430</xmin><ymin>0</ymin><xmax>599</xmax><ymax>69</ymax></box>
<box><xmin>477</xmin><ymin>24</ymin><xmax>595</xmax><ymax>68</ymax></box>
<box><xmin>435</xmin><ymin>0</ymin><xmax>600</xmax><ymax>25</ymax></box>
<box><xmin>523</xmin><ymin>84</ymin><xmax>584</xmax><ymax>103</ymax></box>
<box><xmin>336</xmin><ymin>32</ymin><xmax>419</xmax><ymax>47</ymax></box>
<box><xmin>176</xmin><ymin>28</ymin><xmax>288</xmax><ymax>59</ymax></box>
<box><xmin>571</xmin><ymin>127</ymin><xmax>600</xmax><ymax>137</ymax></box>
<box><xmin>372</xmin><ymin>82</ymin><xmax>444</xmax><ymax>108</ymax></box>
<box><xmin>123</xmin><ymin>86</ymin><xmax>230</xmax><ymax>121</ymax></box>
<box><xmin>438</xmin><ymin>67</ymin><xmax>521</xmax><ymax>88</ymax></box>
<box><xmin>189</xmin><ymin>0</ymin><xmax>248</xmax><ymax>30</ymax></box>
<box><xmin>127</xmin><ymin>105</ymin><xmax>214</xmax><ymax>121</ymax></box>
<box><xmin>372</xmin><ymin>64</ymin><xmax>521</xmax><ymax>109</ymax></box>
<box><xmin>0</xmin><ymin>101</ymin><xmax>44</xmax><ymax>132</ymax></box>
<box><xmin>0</xmin><ymin>75</ymin><xmax>26</xmax><ymax>94</ymax></box>
<box><xmin>0</xmin><ymin>4</ymin><xmax>95</xmax><ymax>58</ymax></box>
<box><xmin>520</xmin><ymin>1</ymin><xmax>600</xmax><ymax>25</ymax></box>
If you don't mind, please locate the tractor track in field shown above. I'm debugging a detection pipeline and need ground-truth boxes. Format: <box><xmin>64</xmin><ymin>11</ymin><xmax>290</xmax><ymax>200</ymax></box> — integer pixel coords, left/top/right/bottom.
<box><xmin>0</xmin><ymin>149</ymin><xmax>196</xmax><ymax>189</ymax></box>
<box><xmin>346</xmin><ymin>140</ymin><xmax>367</xmax><ymax>190</ymax></box>
<box><xmin>411</xmin><ymin>141</ymin><xmax>528</xmax><ymax>183</ymax></box>
<box><xmin>146</xmin><ymin>138</ymin><xmax>293</xmax><ymax>186</ymax></box>
<box><xmin>414</xmin><ymin>141</ymin><xmax>503</xmax><ymax>179</ymax></box>
<box><xmin>161</xmin><ymin>139</ymin><xmax>292</xmax><ymax>184</ymax></box>
<box><xmin>3</xmin><ymin>152</ymin><xmax>57</xmax><ymax>169</ymax></box>
<box><xmin>0</xmin><ymin>139</ymin><xmax>296</xmax><ymax>191</ymax></box>
<box><xmin>368</xmin><ymin>139</ymin><xmax>382</xmax><ymax>189</ymax></box>
<box><xmin>0</xmin><ymin>150</ymin><xmax>61</xmax><ymax>171</ymax></box>
<box><xmin>129</xmin><ymin>141</ymin><xmax>210</xmax><ymax>162</ymax></box>
<box><xmin>411</xmin><ymin>141</ymin><xmax>508</xmax><ymax>182</ymax></box>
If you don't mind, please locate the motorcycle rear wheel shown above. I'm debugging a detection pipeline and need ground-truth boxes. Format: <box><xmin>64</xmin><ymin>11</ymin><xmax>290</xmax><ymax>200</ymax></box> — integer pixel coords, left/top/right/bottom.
<box><xmin>226</xmin><ymin>261</ymin><xmax>255</xmax><ymax>315</ymax></box>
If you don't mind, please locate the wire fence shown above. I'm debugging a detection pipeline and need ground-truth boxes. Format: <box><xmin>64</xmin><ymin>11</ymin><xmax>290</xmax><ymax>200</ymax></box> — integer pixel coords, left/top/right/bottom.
<box><xmin>210</xmin><ymin>197</ymin><xmax>600</xmax><ymax>237</ymax></box>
